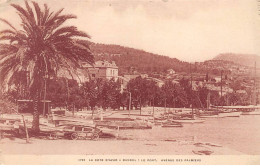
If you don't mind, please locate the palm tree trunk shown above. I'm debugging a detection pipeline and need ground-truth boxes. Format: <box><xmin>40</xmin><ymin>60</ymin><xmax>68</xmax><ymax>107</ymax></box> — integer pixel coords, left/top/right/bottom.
<box><xmin>139</xmin><ymin>99</ymin><xmax>142</xmax><ymax>116</ymax></box>
<box><xmin>32</xmin><ymin>89</ymin><xmax>40</xmax><ymax>133</ymax></box>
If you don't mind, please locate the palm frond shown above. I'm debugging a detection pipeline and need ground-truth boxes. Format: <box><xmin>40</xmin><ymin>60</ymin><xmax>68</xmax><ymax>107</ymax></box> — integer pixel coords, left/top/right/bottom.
<box><xmin>0</xmin><ymin>18</ymin><xmax>16</xmax><ymax>30</ymax></box>
<box><xmin>45</xmin><ymin>8</ymin><xmax>64</xmax><ymax>26</ymax></box>
<box><xmin>47</xmin><ymin>14</ymin><xmax>77</xmax><ymax>32</ymax></box>
<box><xmin>32</xmin><ymin>1</ymin><xmax>42</xmax><ymax>25</ymax></box>
<box><xmin>41</xmin><ymin>4</ymin><xmax>50</xmax><ymax>25</ymax></box>
<box><xmin>0</xmin><ymin>35</ymin><xmax>16</xmax><ymax>41</ymax></box>
<box><xmin>0</xmin><ymin>29</ymin><xmax>16</xmax><ymax>35</ymax></box>
<box><xmin>11</xmin><ymin>3</ymin><xmax>35</xmax><ymax>28</ymax></box>
<box><xmin>24</xmin><ymin>0</ymin><xmax>36</xmax><ymax>25</ymax></box>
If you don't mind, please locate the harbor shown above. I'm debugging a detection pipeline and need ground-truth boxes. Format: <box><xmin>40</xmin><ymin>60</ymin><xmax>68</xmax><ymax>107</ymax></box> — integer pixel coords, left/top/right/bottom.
<box><xmin>0</xmin><ymin>1</ymin><xmax>260</xmax><ymax>165</ymax></box>
<box><xmin>1</xmin><ymin>106</ymin><xmax>260</xmax><ymax>155</ymax></box>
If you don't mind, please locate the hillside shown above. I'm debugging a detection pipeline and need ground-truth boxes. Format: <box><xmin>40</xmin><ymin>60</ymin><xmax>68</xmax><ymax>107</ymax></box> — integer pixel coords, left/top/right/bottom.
<box><xmin>89</xmin><ymin>43</ymin><xmax>257</xmax><ymax>76</ymax></box>
<box><xmin>89</xmin><ymin>43</ymin><xmax>190</xmax><ymax>75</ymax></box>
<box><xmin>213</xmin><ymin>53</ymin><xmax>260</xmax><ymax>68</ymax></box>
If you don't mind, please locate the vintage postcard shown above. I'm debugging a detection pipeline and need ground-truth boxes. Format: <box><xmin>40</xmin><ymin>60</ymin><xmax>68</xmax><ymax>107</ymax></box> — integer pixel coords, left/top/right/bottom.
<box><xmin>0</xmin><ymin>0</ymin><xmax>259</xmax><ymax>165</ymax></box>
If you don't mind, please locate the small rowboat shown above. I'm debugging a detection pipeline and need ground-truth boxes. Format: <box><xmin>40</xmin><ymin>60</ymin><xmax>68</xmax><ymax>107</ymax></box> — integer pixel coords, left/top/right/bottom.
<box><xmin>161</xmin><ymin>120</ymin><xmax>183</xmax><ymax>127</ymax></box>
<box><xmin>199</xmin><ymin>115</ymin><xmax>225</xmax><ymax>118</ymax></box>
<box><xmin>241</xmin><ymin>110</ymin><xmax>260</xmax><ymax>115</ymax></box>
<box><xmin>218</xmin><ymin>112</ymin><xmax>241</xmax><ymax>117</ymax></box>
<box><xmin>161</xmin><ymin>123</ymin><xmax>183</xmax><ymax>127</ymax></box>
<box><xmin>172</xmin><ymin>119</ymin><xmax>205</xmax><ymax>124</ymax></box>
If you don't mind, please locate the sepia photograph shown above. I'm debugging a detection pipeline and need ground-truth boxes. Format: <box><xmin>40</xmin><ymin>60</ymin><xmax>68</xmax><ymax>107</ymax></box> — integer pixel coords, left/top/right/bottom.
<box><xmin>0</xmin><ymin>0</ymin><xmax>259</xmax><ymax>165</ymax></box>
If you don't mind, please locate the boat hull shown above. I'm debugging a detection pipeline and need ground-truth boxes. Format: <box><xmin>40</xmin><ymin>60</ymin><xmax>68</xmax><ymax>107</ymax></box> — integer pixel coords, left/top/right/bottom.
<box><xmin>171</xmin><ymin>119</ymin><xmax>205</xmax><ymax>123</ymax></box>
<box><xmin>241</xmin><ymin>111</ymin><xmax>260</xmax><ymax>115</ymax></box>
<box><xmin>218</xmin><ymin>112</ymin><xmax>242</xmax><ymax>117</ymax></box>
<box><xmin>199</xmin><ymin>115</ymin><xmax>225</xmax><ymax>118</ymax></box>
<box><xmin>161</xmin><ymin>124</ymin><xmax>183</xmax><ymax>127</ymax></box>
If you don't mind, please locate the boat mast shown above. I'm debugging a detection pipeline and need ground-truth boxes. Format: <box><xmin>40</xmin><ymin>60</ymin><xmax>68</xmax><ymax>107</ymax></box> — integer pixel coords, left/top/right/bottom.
<box><xmin>207</xmin><ymin>92</ymin><xmax>210</xmax><ymax>110</ymax></box>
<box><xmin>190</xmin><ymin>63</ymin><xmax>194</xmax><ymax>119</ymax></box>
<box><xmin>253</xmin><ymin>61</ymin><xmax>257</xmax><ymax>106</ymax></box>
<box><xmin>220</xmin><ymin>70</ymin><xmax>223</xmax><ymax>107</ymax></box>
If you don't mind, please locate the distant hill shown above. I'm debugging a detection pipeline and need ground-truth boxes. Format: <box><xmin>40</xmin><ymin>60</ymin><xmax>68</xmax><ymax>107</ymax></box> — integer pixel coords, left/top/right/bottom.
<box><xmin>213</xmin><ymin>53</ymin><xmax>260</xmax><ymax>68</ymax></box>
<box><xmin>88</xmin><ymin>43</ymin><xmax>258</xmax><ymax>76</ymax></box>
<box><xmin>89</xmin><ymin>43</ymin><xmax>190</xmax><ymax>75</ymax></box>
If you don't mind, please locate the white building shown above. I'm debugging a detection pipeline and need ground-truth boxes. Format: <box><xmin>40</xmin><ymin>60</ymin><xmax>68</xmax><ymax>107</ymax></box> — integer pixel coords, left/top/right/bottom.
<box><xmin>167</xmin><ymin>69</ymin><xmax>176</xmax><ymax>75</ymax></box>
<box><xmin>82</xmin><ymin>60</ymin><xmax>118</xmax><ymax>81</ymax></box>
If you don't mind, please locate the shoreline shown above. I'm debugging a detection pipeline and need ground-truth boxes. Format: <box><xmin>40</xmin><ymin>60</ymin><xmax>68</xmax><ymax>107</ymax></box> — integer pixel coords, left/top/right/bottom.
<box><xmin>0</xmin><ymin>137</ymin><xmax>244</xmax><ymax>155</ymax></box>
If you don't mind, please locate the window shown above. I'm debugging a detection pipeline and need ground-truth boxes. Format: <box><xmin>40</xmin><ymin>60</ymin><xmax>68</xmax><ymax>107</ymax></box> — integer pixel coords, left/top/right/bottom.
<box><xmin>75</xmin><ymin>127</ymin><xmax>83</xmax><ymax>131</ymax></box>
<box><xmin>64</xmin><ymin>126</ymin><xmax>73</xmax><ymax>130</ymax></box>
<box><xmin>83</xmin><ymin>127</ymin><xmax>93</xmax><ymax>132</ymax></box>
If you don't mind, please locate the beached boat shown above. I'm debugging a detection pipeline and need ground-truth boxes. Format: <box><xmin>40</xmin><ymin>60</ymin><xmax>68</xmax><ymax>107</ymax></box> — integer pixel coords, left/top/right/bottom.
<box><xmin>96</xmin><ymin>126</ymin><xmax>118</xmax><ymax>138</ymax></box>
<box><xmin>95</xmin><ymin>120</ymin><xmax>152</xmax><ymax>129</ymax></box>
<box><xmin>218</xmin><ymin>111</ymin><xmax>242</xmax><ymax>117</ymax></box>
<box><xmin>0</xmin><ymin>123</ymin><xmax>19</xmax><ymax>131</ymax></box>
<box><xmin>198</xmin><ymin>109</ymin><xmax>225</xmax><ymax>118</ymax></box>
<box><xmin>199</xmin><ymin>115</ymin><xmax>225</xmax><ymax>118</ymax></box>
<box><xmin>160</xmin><ymin>120</ymin><xmax>183</xmax><ymax>127</ymax></box>
<box><xmin>161</xmin><ymin>124</ymin><xmax>182</xmax><ymax>127</ymax></box>
<box><xmin>241</xmin><ymin>110</ymin><xmax>260</xmax><ymax>115</ymax></box>
<box><xmin>214</xmin><ymin>105</ymin><xmax>260</xmax><ymax>116</ymax></box>
<box><xmin>161</xmin><ymin>123</ymin><xmax>183</xmax><ymax>127</ymax></box>
<box><xmin>51</xmin><ymin>114</ymin><xmax>94</xmax><ymax>126</ymax></box>
<box><xmin>154</xmin><ymin>120</ymin><xmax>164</xmax><ymax>126</ymax></box>
<box><xmin>240</xmin><ymin>106</ymin><xmax>260</xmax><ymax>115</ymax></box>
<box><xmin>171</xmin><ymin>119</ymin><xmax>205</xmax><ymax>124</ymax></box>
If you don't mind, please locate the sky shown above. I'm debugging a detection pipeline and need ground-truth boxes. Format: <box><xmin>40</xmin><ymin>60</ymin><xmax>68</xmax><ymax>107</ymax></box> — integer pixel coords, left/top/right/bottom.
<box><xmin>0</xmin><ymin>0</ymin><xmax>259</xmax><ymax>62</ymax></box>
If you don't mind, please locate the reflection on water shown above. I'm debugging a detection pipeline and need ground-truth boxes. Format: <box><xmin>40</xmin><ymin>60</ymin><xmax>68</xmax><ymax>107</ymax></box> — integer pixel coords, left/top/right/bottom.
<box><xmin>119</xmin><ymin>115</ymin><xmax>260</xmax><ymax>154</ymax></box>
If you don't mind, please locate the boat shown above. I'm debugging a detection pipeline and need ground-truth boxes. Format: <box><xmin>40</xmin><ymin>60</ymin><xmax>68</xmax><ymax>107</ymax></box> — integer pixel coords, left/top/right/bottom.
<box><xmin>242</xmin><ymin>110</ymin><xmax>260</xmax><ymax>115</ymax></box>
<box><xmin>199</xmin><ymin>115</ymin><xmax>225</xmax><ymax>118</ymax></box>
<box><xmin>95</xmin><ymin>120</ymin><xmax>152</xmax><ymax>130</ymax></box>
<box><xmin>218</xmin><ymin>111</ymin><xmax>242</xmax><ymax>117</ymax></box>
<box><xmin>51</xmin><ymin>114</ymin><xmax>94</xmax><ymax>126</ymax></box>
<box><xmin>0</xmin><ymin>123</ymin><xmax>19</xmax><ymax>131</ymax></box>
<box><xmin>154</xmin><ymin>120</ymin><xmax>164</xmax><ymax>126</ymax></box>
<box><xmin>161</xmin><ymin>124</ymin><xmax>182</xmax><ymax>127</ymax></box>
<box><xmin>161</xmin><ymin>120</ymin><xmax>183</xmax><ymax>127</ymax></box>
<box><xmin>161</xmin><ymin>123</ymin><xmax>183</xmax><ymax>127</ymax></box>
<box><xmin>198</xmin><ymin>109</ymin><xmax>225</xmax><ymax>118</ymax></box>
<box><xmin>171</xmin><ymin>119</ymin><xmax>205</xmax><ymax>124</ymax></box>
<box><xmin>96</xmin><ymin>126</ymin><xmax>118</xmax><ymax>138</ymax></box>
<box><xmin>198</xmin><ymin>93</ymin><xmax>225</xmax><ymax>118</ymax></box>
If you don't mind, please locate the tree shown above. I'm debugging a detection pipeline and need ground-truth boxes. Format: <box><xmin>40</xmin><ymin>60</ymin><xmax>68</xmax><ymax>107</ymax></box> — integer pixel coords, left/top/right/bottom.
<box><xmin>205</xmin><ymin>72</ymin><xmax>209</xmax><ymax>82</ymax></box>
<box><xmin>160</xmin><ymin>81</ymin><xmax>188</xmax><ymax>108</ymax></box>
<box><xmin>67</xmin><ymin>79</ymin><xmax>84</xmax><ymax>112</ymax></box>
<box><xmin>127</xmin><ymin>77</ymin><xmax>158</xmax><ymax>115</ymax></box>
<box><xmin>82</xmin><ymin>80</ymin><xmax>98</xmax><ymax>114</ymax></box>
<box><xmin>120</xmin><ymin>91</ymin><xmax>130</xmax><ymax>110</ymax></box>
<box><xmin>46</xmin><ymin>78</ymin><xmax>68</xmax><ymax>108</ymax></box>
<box><xmin>230</xmin><ymin>80</ymin><xmax>242</xmax><ymax>92</ymax></box>
<box><xmin>106</xmin><ymin>79</ymin><xmax>121</xmax><ymax>110</ymax></box>
<box><xmin>179</xmin><ymin>78</ymin><xmax>192</xmax><ymax>107</ymax></box>
<box><xmin>161</xmin><ymin>80</ymin><xmax>175</xmax><ymax>108</ymax></box>
<box><xmin>0</xmin><ymin>1</ymin><xmax>94</xmax><ymax>132</ymax></box>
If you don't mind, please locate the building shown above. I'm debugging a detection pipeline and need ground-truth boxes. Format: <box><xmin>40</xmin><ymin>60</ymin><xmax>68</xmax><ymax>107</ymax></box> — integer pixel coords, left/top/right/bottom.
<box><xmin>205</xmin><ymin>83</ymin><xmax>233</xmax><ymax>95</ymax></box>
<box><xmin>167</xmin><ymin>69</ymin><xmax>175</xmax><ymax>74</ymax></box>
<box><xmin>214</xmin><ymin>77</ymin><xmax>221</xmax><ymax>83</ymax></box>
<box><xmin>82</xmin><ymin>60</ymin><xmax>118</xmax><ymax>81</ymax></box>
<box><xmin>146</xmin><ymin>77</ymin><xmax>165</xmax><ymax>87</ymax></box>
<box><xmin>117</xmin><ymin>76</ymin><xmax>130</xmax><ymax>92</ymax></box>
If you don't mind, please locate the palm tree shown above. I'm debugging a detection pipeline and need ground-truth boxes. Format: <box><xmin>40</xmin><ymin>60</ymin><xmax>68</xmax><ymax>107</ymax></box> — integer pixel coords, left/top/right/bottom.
<box><xmin>0</xmin><ymin>1</ymin><xmax>94</xmax><ymax>132</ymax></box>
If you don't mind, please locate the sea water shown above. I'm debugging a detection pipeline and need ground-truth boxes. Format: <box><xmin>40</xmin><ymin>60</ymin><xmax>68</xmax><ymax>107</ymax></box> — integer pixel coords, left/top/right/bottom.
<box><xmin>119</xmin><ymin>115</ymin><xmax>260</xmax><ymax>154</ymax></box>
